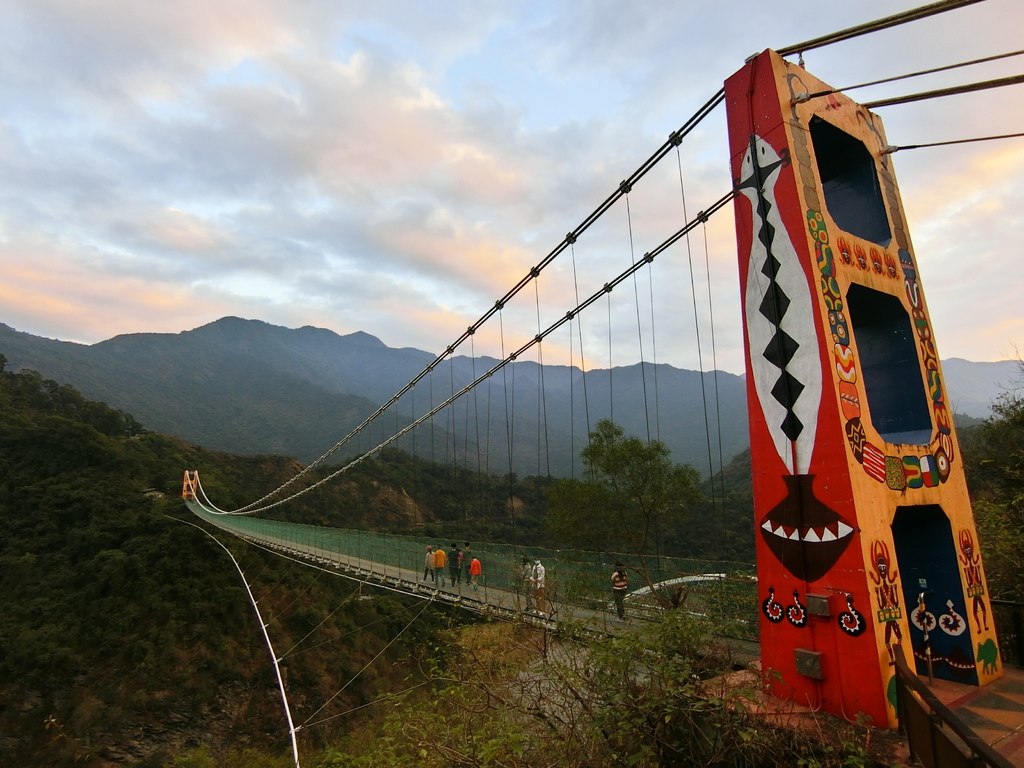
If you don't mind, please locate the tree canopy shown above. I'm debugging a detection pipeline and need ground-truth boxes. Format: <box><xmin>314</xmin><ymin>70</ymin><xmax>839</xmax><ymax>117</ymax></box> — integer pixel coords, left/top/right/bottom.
<box><xmin>546</xmin><ymin>419</ymin><xmax>702</xmax><ymax>579</ymax></box>
<box><xmin>964</xmin><ymin>362</ymin><xmax>1024</xmax><ymax>600</ymax></box>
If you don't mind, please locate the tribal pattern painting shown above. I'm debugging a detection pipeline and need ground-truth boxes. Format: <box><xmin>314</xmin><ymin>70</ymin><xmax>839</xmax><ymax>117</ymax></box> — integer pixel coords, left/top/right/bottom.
<box><xmin>736</xmin><ymin>135</ymin><xmax>853</xmax><ymax>582</ymax></box>
<box><xmin>736</xmin><ymin>135</ymin><xmax>822</xmax><ymax>476</ymax></box>
<box><xmin>808</xmin><ymin>211</ymin><xmax>956</xmax><ymax>490</ymax></box>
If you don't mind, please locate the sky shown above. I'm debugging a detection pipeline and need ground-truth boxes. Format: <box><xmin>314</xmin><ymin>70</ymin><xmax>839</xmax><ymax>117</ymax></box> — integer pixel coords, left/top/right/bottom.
<box><xmin>1</xmin><ymin>0</ymin><xmax>1022</xmax><ymax>376</ymax></box>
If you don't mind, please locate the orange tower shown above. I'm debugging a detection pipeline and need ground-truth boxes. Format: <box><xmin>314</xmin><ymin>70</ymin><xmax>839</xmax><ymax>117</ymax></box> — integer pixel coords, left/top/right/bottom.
<box><xmin>724</xmin><ymin>50</ymin><xmax>1001</xmax><ymax>727</ymax></box>
<box><xmin>182</xmin><ymin>470</ymin><xmax>199</xmax><ymax>501</ymax></box>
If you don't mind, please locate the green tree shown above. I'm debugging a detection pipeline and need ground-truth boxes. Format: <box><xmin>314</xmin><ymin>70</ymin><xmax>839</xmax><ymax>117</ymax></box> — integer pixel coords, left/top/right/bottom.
<box><xmin>964</xmin><ymin>362</ymin><xmax>1024</xmax><ymax>600</ymax></box>
<box><xmin>546</xmin><ymin>420</ymin><xmax>702</xmax><ymax>589</ymax></box>
<box><xmin>309</xmin><ymin>616</ymin><xmax>885</xmax><ymax>768</ymax></box>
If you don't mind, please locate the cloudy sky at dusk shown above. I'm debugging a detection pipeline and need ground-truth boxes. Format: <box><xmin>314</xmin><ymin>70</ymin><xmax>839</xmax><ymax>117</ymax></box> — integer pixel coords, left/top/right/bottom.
<box><xmin>1</xmin><ymin>0</ymin><xmax>1022</xmax><ymax>376</ymax></box>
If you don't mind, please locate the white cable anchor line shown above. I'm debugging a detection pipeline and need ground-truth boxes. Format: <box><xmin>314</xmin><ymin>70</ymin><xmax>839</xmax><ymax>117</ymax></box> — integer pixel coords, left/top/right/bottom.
<box><xmin>198</xmin><ymin>191</ymin><xmax>736</xmax><ymax>517</ymax></box>
<box><xmin>297</xmin><ymin>594</ymin><xmax>437</xmax><ymax>732</ymax></box>
<box><xmin>170</xmin><ymin>517</ymin><xmax>302</xmax><ymax>768</ymax></box>
<box><xmin>278</xmin><ymin>586</ymin><xmax>364</xmax><ymax>660</ymax></box>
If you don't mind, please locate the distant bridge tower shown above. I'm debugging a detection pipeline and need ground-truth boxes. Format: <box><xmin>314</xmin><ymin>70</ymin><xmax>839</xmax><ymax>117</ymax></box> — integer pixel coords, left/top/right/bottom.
<box><xmin>182</xmin><ymin>470</ymin><xmax>199</xmax><ymax>501</ymax></box>
<box><xmin>724</xmin><ymin>49</ymin><xmax>1001</xmax><ymax>727</ymax></box>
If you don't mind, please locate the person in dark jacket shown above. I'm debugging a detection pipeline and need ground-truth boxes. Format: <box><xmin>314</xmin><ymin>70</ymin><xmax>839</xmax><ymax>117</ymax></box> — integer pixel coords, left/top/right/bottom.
<box><xmin>612</xmin><ymin>562</ymin><xmax>628</xmax><ymax>621</ymax></box>
<box><xmin>450</xmin><ymin>544</ymin><xmax>462</xmax><ymax>585</ymax></box>
<box><xmin>423</xmin><ymin>545</ymin><xmax>435</xmax><ymax>582</ymax></box>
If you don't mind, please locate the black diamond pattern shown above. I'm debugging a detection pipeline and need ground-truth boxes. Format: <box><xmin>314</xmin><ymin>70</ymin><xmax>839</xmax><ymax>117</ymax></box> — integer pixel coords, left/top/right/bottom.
<box><xmin>758</xmin><ymin>283</ymin><xmax>790</xmax><ymax>326</ymax></box>
<box><xmin>771</xmin><ymin>370</ymin><xmax>806</xmax><ymax>440</ymax></box>
<box><xmin>779</xmin><ymin>409</ymin><xmax>804</xmax><ymax>442</ymax></box>
<box><xmin>743</xmin><ymin>135</ymin><xmax>809</xmax><ymax>447</ymax></box>
<box><xmin>763</xmin><ymin>329</ymin><xmax>799</xmax><ymax>369</ymax></box>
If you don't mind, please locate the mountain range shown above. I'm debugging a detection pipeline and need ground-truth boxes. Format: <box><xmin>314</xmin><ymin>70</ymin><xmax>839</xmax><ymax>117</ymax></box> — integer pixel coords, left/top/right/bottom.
<box><xmin>0</xmin><ymin>317</ymin><xmax>1016</xmax><ymax>477</ymax></box>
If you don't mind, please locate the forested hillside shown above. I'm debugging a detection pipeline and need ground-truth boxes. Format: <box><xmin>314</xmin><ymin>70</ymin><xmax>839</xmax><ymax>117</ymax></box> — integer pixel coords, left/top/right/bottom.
<box><xmin>0</xmin><ymin>317</ymin><xmax>751</xmax><ymax>476</ymax></box>
<box><xmin>0</xmin><ymin>352</ymin><xmax>760</xmax><ymax>766</ymax></box>
<box><xmin>7</xmin><ymin>347</ymin><xmax>1011</xmax><ymax>766</ymax></box>
<box><xmin>0</xmin><ymin>359</ymin><xmax>460</xmax><ymax>766</ymax></box>
<box><xmin>3</xmin><ymin>318</ymin><xmax>1014</xmax><ymax>485</ymax></box>
<box><xmin>961</xmin><ymin>366</ymin><xmax>1024</xmax><ymax>603</ymax></box>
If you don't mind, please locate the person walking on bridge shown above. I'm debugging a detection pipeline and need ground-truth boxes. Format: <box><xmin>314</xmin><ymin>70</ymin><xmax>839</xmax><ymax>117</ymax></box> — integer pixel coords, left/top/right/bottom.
<box><xmin>423</xmin><ymin>545</ymin><xmax>435</xmax><ymax>582</ymax></box>
<box><xmin>450</xmin><ymin>544</ymin><xmax>462</xmax><ymax>585</ymax></box>
<box><xmin>520</xmin><ymin>556</ymin><xmax>534</xmax><ymax>612</ymax></box>
<box><xmin>531</xmin><ymin>558</ymin><xmax>547</xmax><ymax>618</ymax></box>
<box><xmin>434</xmin><ymin>545</ymin><xmax>447</xmax><ymax>587</ymax></box>
<box><xmin>469</xmin><ymin>556</ymin><xmax>482</xmax><ymax>591</ymax></box>
<box><xmin>611</xmin><ymin>562</ymin><xmax>628</xmax><ymax>621</ymax></box>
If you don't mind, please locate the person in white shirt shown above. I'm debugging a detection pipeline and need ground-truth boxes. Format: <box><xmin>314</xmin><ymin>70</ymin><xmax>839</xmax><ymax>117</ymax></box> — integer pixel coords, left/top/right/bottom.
<box><xmin>531</xmin><ymin>558</ymin><xmax>547</xmax><ymax>617</ymax></box>
<box><xmin>520</xmin><ymin>557</ymin><xmax>534</xmax><ymax>611</ymax></box>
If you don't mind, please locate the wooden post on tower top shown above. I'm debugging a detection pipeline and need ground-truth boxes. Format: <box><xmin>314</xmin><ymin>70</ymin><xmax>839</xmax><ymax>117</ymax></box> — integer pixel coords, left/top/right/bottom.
<box><xmin>724</xmin><ymin>50</ymin><xmax>1001</xmax><ymax>727</ymax></box>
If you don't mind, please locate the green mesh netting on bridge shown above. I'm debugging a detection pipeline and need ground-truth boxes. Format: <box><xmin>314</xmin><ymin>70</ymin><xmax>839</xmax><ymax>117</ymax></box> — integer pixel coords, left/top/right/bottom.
<box><xmin>190</xmin><ymin>505</ymin><xmax>759</xmax><ymax>640</ymax></box>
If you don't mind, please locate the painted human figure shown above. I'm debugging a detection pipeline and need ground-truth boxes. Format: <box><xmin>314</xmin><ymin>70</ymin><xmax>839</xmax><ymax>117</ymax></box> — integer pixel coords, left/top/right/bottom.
<box><xmin>869</xmin><ymin>540</ymin><xmax>903</xmax><ymax>662</ymax></box>
<box><xmin>958</xmin><ymin>529</ymin><xmax>989</xmax><ymax>632</ymax></box>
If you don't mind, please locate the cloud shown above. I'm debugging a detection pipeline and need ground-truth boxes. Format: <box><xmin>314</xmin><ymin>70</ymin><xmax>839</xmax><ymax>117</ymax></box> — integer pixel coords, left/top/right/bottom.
<box><xmin>0</xmin><ymin>234</ymin><xmax>240</xmax><ymax>342</ymax></box>
<box><xmin>0</xmin><ymin>0</ymin><xmax>1020</xmax><ymax>377</ymax></box>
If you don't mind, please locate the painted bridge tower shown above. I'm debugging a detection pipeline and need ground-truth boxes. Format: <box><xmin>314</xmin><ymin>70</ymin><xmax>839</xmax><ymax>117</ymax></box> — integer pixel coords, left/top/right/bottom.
<box><xmin>724</xmin><ymin>50</ymin><xmax>1001</xmax><ymax>727</ymax></box>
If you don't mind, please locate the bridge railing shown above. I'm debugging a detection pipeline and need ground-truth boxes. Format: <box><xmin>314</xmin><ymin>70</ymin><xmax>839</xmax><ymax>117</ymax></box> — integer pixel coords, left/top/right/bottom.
<box><xmin>894</xmin><ymin>644</ymin><xmax>1014</xmax><ymax>768</ymax></box>
<box><xmin>187</xmin><ymin>504</ymin><xmax>758</xmax><ymax>637</ymax></box>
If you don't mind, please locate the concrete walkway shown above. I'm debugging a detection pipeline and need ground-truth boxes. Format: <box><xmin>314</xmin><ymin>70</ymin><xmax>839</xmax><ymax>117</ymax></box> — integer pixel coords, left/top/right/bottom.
<box><xmin>926</xmin><ymin>665</ymin><xmax>1024</xmax><ymax>766</ymax></box>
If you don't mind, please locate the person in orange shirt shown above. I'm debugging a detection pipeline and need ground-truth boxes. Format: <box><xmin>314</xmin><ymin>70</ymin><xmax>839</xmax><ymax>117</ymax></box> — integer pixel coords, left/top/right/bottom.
<box><xmin>468</xmin><ymin>557</ymin><xmax>482</xmax><ymax>591</ymax></box>
<box><xmin>433</xmin><ymin>545</ymin><xmax>447</xmax><ymax>587</ymax></box>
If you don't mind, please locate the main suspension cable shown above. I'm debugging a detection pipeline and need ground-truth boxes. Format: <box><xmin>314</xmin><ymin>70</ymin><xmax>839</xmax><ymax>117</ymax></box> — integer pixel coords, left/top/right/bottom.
<box><xmin>776</xmin><ymin>0</ymin><xmax>987</xmax><ymax>58</ymax></box>
<box><xmin>862</xmin><ymin>73</ymin><xmax>1024</xmax><ymax>108</ymax></box>
<box><xmin>207</xmin><ymin>191</ymin><xmax>736</xmax><ymax>515</ymax></box>
<box><xmin>199</xmin><ymin>0</ymin><xmax>989</xmax><ymax>515</ymax></box>
<box><xmin>227</xmin><ymin>89</ymin><xmax>726</xmax><ymax>514</ymax></box>
<box><xmin>883</xmin><ymin>131</ymin><xmax>1024</xmax><ymax>153</ymax></box>
<box><xmin>795</xmin><ymin>48</ymin><xmax>1024</xmax><ymax>102</ymax></box>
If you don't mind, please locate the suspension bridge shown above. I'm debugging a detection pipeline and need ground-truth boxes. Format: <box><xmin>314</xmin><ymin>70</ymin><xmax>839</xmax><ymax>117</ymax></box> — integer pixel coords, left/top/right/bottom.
<box><xmin>179</xmin><ymin>2</ymin><xmax>1024</xmax><ymax>765</ymax></box>
<box><xmin>184</xmin><ymin>494</ymin><xmax>759</xmax><ymax>632</ymax></box>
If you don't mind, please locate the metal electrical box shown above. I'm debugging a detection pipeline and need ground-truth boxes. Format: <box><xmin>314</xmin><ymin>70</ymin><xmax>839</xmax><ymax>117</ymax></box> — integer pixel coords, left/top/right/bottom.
<box><xmin>794</xmin><ymin>648</ymin><xmax>824</xmax><ymax>680</ymax></box>
<box><xmin>806</xmin><ymin>593</ymin><xmax>831</xmax><ymax>617</ymax></box>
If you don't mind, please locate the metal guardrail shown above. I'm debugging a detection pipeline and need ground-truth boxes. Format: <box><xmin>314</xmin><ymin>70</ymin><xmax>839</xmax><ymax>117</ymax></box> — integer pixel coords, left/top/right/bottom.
<box><xmin>894</xmin><ymin>644</ymin><xmax>1014</xmax><ymax>768</ymax></box>
<box><xmin>185</xmin><ymin>501</ymin><xmax>759</xmax><ymax>637</ymax></box>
